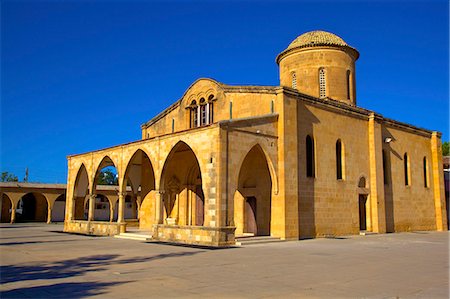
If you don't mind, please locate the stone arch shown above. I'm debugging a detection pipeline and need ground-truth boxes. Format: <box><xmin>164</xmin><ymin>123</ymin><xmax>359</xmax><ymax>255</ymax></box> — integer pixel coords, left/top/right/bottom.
<box><xmin>92</xmin><ymin>156</ymin><xmax>119</xmax><ymax>193</ymax></box>
<box><xmin>122</xmin><ymin>149</ymin><xmax>156</xmax><ymax>221</ymax></box>
<box><xmin>234</xmin><ymin>144</ymin><xmax>273</xmax><ymax>236</ymax></box>
<box><xmin>16</xmin><ymin>192</ymin><xmax>48</xmax><ymax>222</ymax></box>
<box><xmin>1</xmin><ymin>193</ymin><xmax>13</xmax><ymax>223</ymax></box>
<box><xmin>234</xmin><ymin>141</ymin><xmax>278</xmax><ymax>195</ymax></box>
<box><xmin>73</xmin><ymin>163</ymin><xmax>89</xmax><ymax>220</ymax></box>
<box><xmin>159</xmin><ymin>141</ymin><xmax>204</xmax><ymax>226</ymax></box>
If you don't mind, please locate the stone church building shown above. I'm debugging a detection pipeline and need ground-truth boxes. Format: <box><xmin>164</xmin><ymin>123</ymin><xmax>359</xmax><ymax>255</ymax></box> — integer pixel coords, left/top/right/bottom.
<box><xmin>64</xmin><ymin>30</ymin><xmax>447</xmax><ymax>246</ymax></box>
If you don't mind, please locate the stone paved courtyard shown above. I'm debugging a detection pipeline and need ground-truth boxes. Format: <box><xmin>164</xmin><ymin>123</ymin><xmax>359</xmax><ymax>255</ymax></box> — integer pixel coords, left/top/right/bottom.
<box><xmin>0</xmin><ymin>223</ymin><xmax>448</xmax><ymax>298</ymax></box>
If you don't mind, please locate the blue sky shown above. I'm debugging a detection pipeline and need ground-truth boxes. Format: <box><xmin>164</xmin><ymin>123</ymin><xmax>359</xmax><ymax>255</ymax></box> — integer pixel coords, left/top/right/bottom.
<box><xmin>1</xmin><ymin>0</ymin><xmax>449</xmax><ymax>183</ymax></box>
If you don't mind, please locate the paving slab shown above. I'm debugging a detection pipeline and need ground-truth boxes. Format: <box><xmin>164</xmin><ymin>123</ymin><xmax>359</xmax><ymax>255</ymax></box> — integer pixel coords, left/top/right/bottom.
<box><xmin>0</xmin><ymin>223</ymin><xmax>448</xmax><ymax>298</ymax></box>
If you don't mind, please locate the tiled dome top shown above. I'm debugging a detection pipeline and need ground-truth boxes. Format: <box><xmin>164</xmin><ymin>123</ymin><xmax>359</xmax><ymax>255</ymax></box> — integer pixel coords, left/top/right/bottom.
<box><xmin>276</xmin><ymin>30</ymin><xmax>359</xmax><ymax>63</ymax></box>
<box><xmin>287</xmin><ymin>30</ymin><xmax>348</xmax><ymax>49</ymax></box>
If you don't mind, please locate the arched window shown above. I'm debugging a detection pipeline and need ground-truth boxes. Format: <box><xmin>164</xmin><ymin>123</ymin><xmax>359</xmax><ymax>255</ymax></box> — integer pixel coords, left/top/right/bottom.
<box><xmin>306</xmin><ymin>135</ymin><xmax>315</xmax><ymax>178</ymax></box>
<box><xmin>190</xmin><ymin>100</ymin><xmax>198</xmax><ymax>128</ymax></box>
<box><xmin>336</xmin><ymin>139</ymin><xmax>343</xmax><ymax>180</ymax></box>
<box><xmin>319</xmin><ymin>68</ymin><xmax>326</xmax><ymax>98</ymax></box>
<box><xmin>404</xmin><ymin>153</ymin><xmax>410</xmax><ymax>186</ymax></box>
<box><xmin>208</xmin><ymin>95</ymin><xmax>214</xmax><ymax>124</ymax></box>
<box><xmin>358</xmin><ymin>177</ymin><xmax>366</xmax><ymax>188</ymax></box>
<box><xmin>292</xmin><ymin>72</ymin><xmax>297</xmax><ymax>89</ymax></box>
<box><xmin>346</xmin><ymin>70</ymin><xmax>351</xmax><ymax>100</ymax></box>
<box><xmin>423</xmin><ymin>156</ymin><xmax>429</xmax><ymax>188</ymax></box>
<box><xmin>382</xmin><ymin>149</ymin><xmax>389</xmax><ymax>185</ymax></box>
<box><xmin>199</xmin><ymin>98</ymin><xmax>207</xmax><ymax>126</ymax></box>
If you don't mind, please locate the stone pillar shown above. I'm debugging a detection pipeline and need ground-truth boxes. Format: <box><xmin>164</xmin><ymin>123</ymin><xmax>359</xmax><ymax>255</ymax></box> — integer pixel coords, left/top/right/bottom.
<box><xmin>88</xmin><ymin>194</ymin><xmax>96</xmax><ymax>221</ymax></box>
<box><xmin>109</xmin><ymin>201</ymin><xmax>114</xmax><ymax>222</ymax></box>
<box><xmin>10</xmin><ymin>206</ymin><xmax>16</xmax><ymax>224</ymax></box>
<box><xmin>234</xmin><ymin>191</ymin><xmax>245</xmax><ymax>235</ymax></box>
<box><xmin>431</xmin><ymin>132</ymin><xmax>447</xmax><ymax>231</ymax></box>
<box><xmin>368</xmin><ymin>113</ymin><xmax>386</xmax><ymax>233</ymax></box>
<box><xmin>273</xmin><ymin>92</ymin><xmax>299</xmax><ymax>240</ymax></box>
<box><xmin>155</xmin><ymin>190</ymin><xmax>164</xmax><ymax>224</ymax></box>
<box><xmin>47</xmin><ymin>206</ymin><xmax>52</xmax><ymax>224</ymax></box>
<box><xmin>117</xmin><ymin>192</ymin><xmax>125</xmax><ymax>223</ymax></box>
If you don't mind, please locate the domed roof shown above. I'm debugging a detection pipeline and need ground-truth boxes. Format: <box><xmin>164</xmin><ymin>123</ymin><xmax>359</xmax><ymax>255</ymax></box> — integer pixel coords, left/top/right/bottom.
<box><xmin>287</xmin><ymin>30</ymin><xmax>348</xmax><ymax>50</ymax></box>
<box><xmin>276</xmin><ymin>30</ymin><xmax>359</xmax><ymax>63</ymax></box>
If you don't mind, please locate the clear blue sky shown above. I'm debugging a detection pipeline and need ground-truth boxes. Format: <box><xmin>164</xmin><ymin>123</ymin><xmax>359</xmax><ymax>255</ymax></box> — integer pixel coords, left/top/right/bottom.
<box><xmin>1</xmin><ymin>0</ymin><xmax>449</xmax><ymax>183</ymax></box>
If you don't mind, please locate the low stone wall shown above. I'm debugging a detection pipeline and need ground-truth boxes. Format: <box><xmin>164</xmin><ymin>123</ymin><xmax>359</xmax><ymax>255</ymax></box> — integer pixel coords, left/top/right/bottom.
<box><xmin>153</xmin><ymin>224</ymin><xmax>236</xmax><ymax>247</ymax></box>
<box><xmin>64</xmin><ymin>220</ymin><xmax>126</xmax><ymax>236</ymax></box>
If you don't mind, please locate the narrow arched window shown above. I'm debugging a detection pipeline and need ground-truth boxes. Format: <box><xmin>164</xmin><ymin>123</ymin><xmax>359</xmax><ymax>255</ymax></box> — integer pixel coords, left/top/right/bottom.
<box><xmin>404</xmin><ymin>153</ymin><xmax>410</xmax><ymax>186</ymax></box>
<box><xmin>208</xmin><ymin>95</ymin><xmax>214</xmax><ymax>124</ymax></box>
<box><xmin>319</xmin><ymin>68</ymin><xmax>326</xmax><ymax>98</ymax></box>
<box><xmin>190</xmin><ymin>100</ymin><xmax>198</xmax><ymax>128</ymax></box>
<box><xmin>306</xmin><ymin>135</ymin><xmax>315</xmax><ymax>178</ymax></box>
<box><xmin>346</xmin><ymin>70</ymin><xmax>351</xmax><ymax>100</ymax></box>
<box><xmin>292</xmin><ymin>72</ymin><xmax>297</xmax><ymax>89</ymax></box>
<box><xmin>382</xmin><ymin>149</ymin><xmax>389</xmax><ymax>185</ymax></box>
<box><xmin>423</xmin><ymin>156</ymin><xmax>429</xmax><ymax>188</ymax></box>
<box><xmin>199</xmin><ymin>98</ymin><xmax>207</xmax><ymax>126</ymax></box>
<box><xmin>336</xmin><ymin>139</ymin><xmax>343</xmax><ymax>180</ymax></box>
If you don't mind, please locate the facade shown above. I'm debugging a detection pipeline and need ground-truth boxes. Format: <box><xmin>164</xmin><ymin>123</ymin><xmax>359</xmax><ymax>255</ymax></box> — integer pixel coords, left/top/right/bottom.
<box><xmin>63</xmin><ymin>30</ymin><xmax>448</xmax><ymax>246</ymax></box>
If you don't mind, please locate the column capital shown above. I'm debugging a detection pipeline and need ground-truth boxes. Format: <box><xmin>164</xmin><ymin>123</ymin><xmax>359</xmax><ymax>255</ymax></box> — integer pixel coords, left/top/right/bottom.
<box><xmin>117</xmin><ymin>191</ymin><xmax>127</xmax><ymax>197</ymax></box>
<box><xmin>89</xmin><ymin>193</ymin><xmax>97</xmax><ymax>199</ymax></box>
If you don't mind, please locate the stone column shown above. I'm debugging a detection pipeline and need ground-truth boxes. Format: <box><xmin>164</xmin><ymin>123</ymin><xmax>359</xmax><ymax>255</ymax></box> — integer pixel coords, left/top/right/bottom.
<box><xmin>47</xmin><ymin>206</ymin><xmax>52</xmax><ymax>224</ymax></box>
<box><xmin>117</xmin><ymin>192</ymin><xmax>125</xmax><ymax>223</ymax></box>
<box><xmin>88</xmin><ymin>194</ymin><xmax>96</xmax><ymax>221</ymax></box>
<box><xmin>10</xmin><ymin>206</ymin><xmax>16</xmax><ymax>224</ymax></box>
<box><xmin>109</xmin><ymin>201</ymin><xmax>114</xmax><ymax>222</ymax></box>
<box><xmin>155</xmin><ymin>190</ymin><xmax>164</xmax><ymax>224</ymax></box>
<box><xmin>431</xmin><ymin>132</ymin><xmax>447</xmax><ymax>231</ymax></box>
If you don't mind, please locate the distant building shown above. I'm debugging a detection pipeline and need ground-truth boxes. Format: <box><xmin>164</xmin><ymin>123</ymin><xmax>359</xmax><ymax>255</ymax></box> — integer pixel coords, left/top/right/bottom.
<box><xmin>60</xmin><ymin>30</ymin><xmax>447</xmax><ymax>246</ymax></box>
<box><xmin>0</xmin><ymin>183</ymin><xmax>136</xmax><ymax>224</ymax></box>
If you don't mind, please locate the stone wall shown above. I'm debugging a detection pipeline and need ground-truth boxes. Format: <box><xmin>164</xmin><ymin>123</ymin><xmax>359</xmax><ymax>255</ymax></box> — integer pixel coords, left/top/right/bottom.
<box><xmin>64</xmin><ymin>220</ymin><xmax>126</xmax><ymax>236</ymax></box>
<box><xmin>152</xmin><ymin>224</ymin><xmax>235</xmax><ymax>247</ymax></box>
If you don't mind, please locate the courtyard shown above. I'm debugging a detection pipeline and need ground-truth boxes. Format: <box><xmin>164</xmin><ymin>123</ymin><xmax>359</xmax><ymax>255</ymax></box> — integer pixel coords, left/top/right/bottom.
<box><xmin>0</xmin><ymin>223</ymin><xmax>448</xmax><ymax>298</ymax></box>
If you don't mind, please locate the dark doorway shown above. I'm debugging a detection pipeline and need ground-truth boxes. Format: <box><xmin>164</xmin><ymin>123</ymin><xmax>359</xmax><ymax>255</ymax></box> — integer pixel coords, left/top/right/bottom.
<box><xmin>17</xmin><ymin>193</ymin><xmax>48</xmax><ymax>222</ymax></box>
<box><xmin>359</xmin><ymin>195</ymin><xmax>367</xmax><ymax>231</ymax></box>
<box><xmin>245</xmin><ymin>196</ymin><xmax>257</xmax><ymax>235</ymax></box>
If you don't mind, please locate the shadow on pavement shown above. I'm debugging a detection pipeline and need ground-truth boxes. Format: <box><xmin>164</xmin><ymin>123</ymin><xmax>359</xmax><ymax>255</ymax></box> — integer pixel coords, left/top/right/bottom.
<box><xmin>1</xmin><ymin>252</ymin><xmax>204</xmax><ymax>285</ymax></box>
<box><xmin>0</xmin><ymin>239</ymin><xmax>81</xmax><ymax>246</ymax></box>
<box><xmin>1</xmin><ymin>281</ymin><xmax>130</xmax><ymax>298</ymax></box>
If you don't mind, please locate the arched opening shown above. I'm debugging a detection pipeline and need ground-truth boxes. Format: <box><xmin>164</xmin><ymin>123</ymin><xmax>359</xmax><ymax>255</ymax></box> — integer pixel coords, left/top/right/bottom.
<box><xmin>73</xmin><ymin>164</ymin><xmax>89</xmax><ymax>220</ymax></box>
<box><xmin>16</xmin><ymin>193</ymin><xmax>48</xmax><ymax>222</ymax></box>
<box><xmin>319</xmin><ymin>68</ymin><xmax>326</xmax><ymax>98</ymax></box>
<box><xmin>346</xmin><ymin>70</ymin><xmax>351</xmax><ymax>100</ymax></box>
<box><xmin>94</xmin><ymin>194</ymin><xmax>110</xmax><ymax>221</ymax></box>
<box><xmin>336</xmin><ymin>139</ymin><xmax>344</xmax><ymax>180</ymax></box>
<box><xmin>160</xmin><ymin>141</ymin><xmax>204</xmax><ymax>226</ymax></box>
<box><xmin>423</xmin><ymin>156</ymin><xmax>429</xmax><ymax>188</ymax></box>
<box><xmin>306</xmin><ymin>135</ymin><xmax>315</xmax><ymax>178</ymax></box>
<box><xmin>52</xmin><ymin>194</ymin><xmax>66</xmax><ymax>222</ymax></box>
<box><xmin>235</xmin><ymin>145</ymin><xmax>272</xmax><ymax>236</ymax></box>
<box><xmin>358</xmin><ymin>177</ymin><xmax>366</xmax><ymax>188</ymax></box>
<box><xmin>291</xmin><ymin>72</ymin><xmax>297</xmax><ymax>89</ymax></box>
<box><xmin>92</xmin><ymin>156</ymin><xmax>118</xmax><ymax>221</ymax></box>
<box><xmin>123</xmin><ymin>149</ymin><xmax>155</xmax><ymax>223</ymax></box>
<box><xmin>404</xmin><ymin>153</ymin><xmax>410</xmax><ymax>186</ymax></box>
<box><xmin>1</xmin><ymin>194</ymin><xmax>12</xmax><ymax>223</ymax></box>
